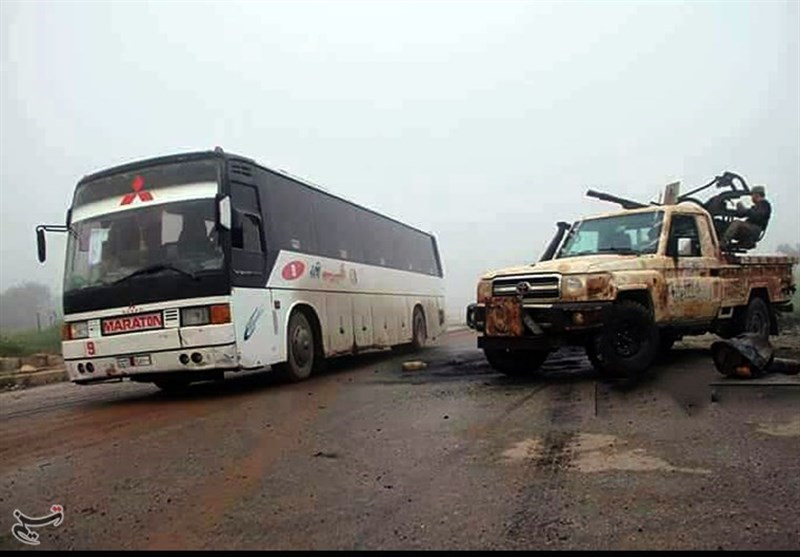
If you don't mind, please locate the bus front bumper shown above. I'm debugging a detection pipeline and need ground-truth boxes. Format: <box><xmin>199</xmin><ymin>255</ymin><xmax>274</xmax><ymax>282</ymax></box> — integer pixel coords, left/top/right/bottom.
<box><xmin>66</xmin><ymin>343</ymin><xmax>239</xmax><ymax>384</ymax></box>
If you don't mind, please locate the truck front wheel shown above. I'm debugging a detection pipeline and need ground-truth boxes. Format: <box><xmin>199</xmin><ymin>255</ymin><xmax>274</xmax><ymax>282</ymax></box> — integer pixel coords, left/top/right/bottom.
<box><xmin>484</xmin><ymin>349</ymin><xmax>549</xmax><ymax>377</ymax></box>
<box><xmin>599</xmin><ymin>301</ymin><xmax>660</xmax><ymax>380</ymax></box>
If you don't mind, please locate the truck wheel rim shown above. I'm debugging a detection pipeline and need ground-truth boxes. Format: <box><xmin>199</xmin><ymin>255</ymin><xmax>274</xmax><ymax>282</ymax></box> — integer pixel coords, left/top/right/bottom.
<box><xmin>747</xmin><ymin>310</ymin><xmax>768</xmax><ymax>337</ymax></box>
<box><xmin>614</xmin><ymin>321</ymin><xmax>642</xmax><ymax>358</ymax></box>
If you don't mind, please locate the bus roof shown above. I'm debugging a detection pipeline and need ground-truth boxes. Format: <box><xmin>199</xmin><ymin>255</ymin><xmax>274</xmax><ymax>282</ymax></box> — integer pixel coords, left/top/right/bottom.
<box><xmin>76</xmin><ymin>150</ymin><xmax>437</xmax><ymax>240</ymax></box>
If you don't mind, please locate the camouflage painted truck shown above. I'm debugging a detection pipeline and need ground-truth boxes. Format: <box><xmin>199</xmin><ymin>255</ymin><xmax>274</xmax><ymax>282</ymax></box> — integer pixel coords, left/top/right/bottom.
<box><xmin>465</xmin><ymin>172</ymin><xmax>798</xmax><ymax>379</ymax></box>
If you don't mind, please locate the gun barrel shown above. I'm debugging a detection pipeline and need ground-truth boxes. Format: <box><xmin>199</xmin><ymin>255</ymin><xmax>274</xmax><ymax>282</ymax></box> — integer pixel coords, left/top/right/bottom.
<box><xmin>585</xmin><ymin>189</ymin><xmax>646</xmax><ymax>210</ymax></box>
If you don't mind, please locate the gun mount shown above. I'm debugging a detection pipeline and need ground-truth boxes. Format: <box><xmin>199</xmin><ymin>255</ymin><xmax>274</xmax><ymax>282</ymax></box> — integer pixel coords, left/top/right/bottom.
<box><xmin>586</xmin><ymin>171</ymin><xmax>755</xmax><ymax>245</ymax></box>
<box><xmin>678</xmin><ymin>171</ymin><xmax>753</xmax><ymax>243</ymax></box>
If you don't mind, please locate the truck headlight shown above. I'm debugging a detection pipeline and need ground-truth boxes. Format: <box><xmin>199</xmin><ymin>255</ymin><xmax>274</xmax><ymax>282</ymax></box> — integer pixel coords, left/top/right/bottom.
<box><xmin>564</xmin><ymin>276</ymin><xmax>586</xmax><ymax>294</ymax></box>
<box><xmin>477</xmin><ymin>280</ymin><xmax>492</xmax><ymax>303</ymax></box>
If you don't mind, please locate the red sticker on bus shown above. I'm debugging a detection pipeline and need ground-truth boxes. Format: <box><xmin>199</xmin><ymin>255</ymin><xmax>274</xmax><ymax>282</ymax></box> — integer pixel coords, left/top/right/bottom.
<box><xmin>281</xmin><ymin>261</ymin><xmax>306</xmax><ymax>281</ymax></box>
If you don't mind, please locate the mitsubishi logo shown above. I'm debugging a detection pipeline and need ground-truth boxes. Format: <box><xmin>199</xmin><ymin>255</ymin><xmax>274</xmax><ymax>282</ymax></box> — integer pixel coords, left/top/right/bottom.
<box><xmin>120</xmin><ymin>175</ymin><xmax>153</xmax><ymax>206</ymax></box>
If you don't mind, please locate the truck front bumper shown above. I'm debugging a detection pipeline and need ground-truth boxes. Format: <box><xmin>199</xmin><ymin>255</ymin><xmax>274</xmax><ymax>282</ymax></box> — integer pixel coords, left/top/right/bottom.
<box><xmin>470</xmin><ymin>300</ymin><xmax>613</xmax><ymax>348</ymax></box>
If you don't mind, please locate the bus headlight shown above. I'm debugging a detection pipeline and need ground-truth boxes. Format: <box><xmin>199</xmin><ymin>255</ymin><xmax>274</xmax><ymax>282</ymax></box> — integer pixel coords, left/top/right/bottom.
<box><xmin>67</xmin><ymin>321</ymin><xmax>89</xmax><ymax>340</ymax></box>
<box><xmin>181</xmin><ymin>307</ymin><xmax>211</xmax><ymax>326</ymax></box>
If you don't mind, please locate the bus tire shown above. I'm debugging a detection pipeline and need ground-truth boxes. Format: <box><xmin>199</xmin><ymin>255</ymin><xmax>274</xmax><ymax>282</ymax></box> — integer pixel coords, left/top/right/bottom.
<box><xmin>277</xmin><ymin>310</ymin><xmax>317</xmax><ymax>382</ymax></box>
<box><xmin>411</xmin><ymin>306</ymin><xmax>427</xmax><ymax>350</ymax></box>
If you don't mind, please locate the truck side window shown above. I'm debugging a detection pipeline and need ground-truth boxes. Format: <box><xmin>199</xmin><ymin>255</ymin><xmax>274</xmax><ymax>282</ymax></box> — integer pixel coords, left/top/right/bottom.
<box><xmin>667</xmin><ymin>214</ymin><xmax>701</xmax><ymax>257</ymax></box>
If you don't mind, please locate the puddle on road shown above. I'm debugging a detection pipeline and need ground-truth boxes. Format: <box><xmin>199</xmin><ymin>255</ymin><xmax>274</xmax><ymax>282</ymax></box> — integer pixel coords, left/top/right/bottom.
<box><xmin>754</xmin><ymin>418</ymin><xmax>800</xmax><ymax>437</ymax></box>
<box><xmin>503</xmin><ymin>433</ymin><xmax>710</xmax><ymax>475</ymax></box>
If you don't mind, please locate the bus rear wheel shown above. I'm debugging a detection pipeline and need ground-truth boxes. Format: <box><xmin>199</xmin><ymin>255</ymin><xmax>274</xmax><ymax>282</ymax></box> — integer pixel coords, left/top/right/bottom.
<box><xmin>276</xmin><ymin>310</ymin><xmax>317</xmax><ymax>382</ymax></box>
<box><xmin>411</xmin><ymin>306</ymin><xmax>427</xmax><ymax>350</ymax></box>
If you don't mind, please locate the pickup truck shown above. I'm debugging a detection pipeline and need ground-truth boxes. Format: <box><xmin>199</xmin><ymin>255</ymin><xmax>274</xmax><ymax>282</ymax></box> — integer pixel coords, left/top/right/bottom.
<box><xmin>466</xmin><ymin>198</ymin><xmax>798</xmax><ymax>380</ymax></box>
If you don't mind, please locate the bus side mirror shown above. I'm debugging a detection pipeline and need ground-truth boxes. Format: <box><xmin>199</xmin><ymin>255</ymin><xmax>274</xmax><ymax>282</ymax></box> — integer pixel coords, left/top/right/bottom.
<box><xmin>36</xmin><ymin>227</ymin><xmax>46</xmax><ymax>263</ymax></box>
<box><xmin>218</xmin><ymin>196</ymin><xmax>232</xmax><ymax>230</ymax></box>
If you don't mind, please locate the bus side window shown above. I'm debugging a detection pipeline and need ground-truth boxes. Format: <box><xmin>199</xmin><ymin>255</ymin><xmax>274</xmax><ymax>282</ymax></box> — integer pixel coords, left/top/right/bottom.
<box><xmin>233</xmin><ymin>213</ymin><xmax>263</xmax><ymax>253</ymax></box>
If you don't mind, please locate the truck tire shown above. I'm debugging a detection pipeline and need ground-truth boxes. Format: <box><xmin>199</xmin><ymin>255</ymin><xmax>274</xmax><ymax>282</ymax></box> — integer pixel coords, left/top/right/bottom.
<box><xmin>484</xmin><ymin>348</ymin><xmax>549</xmax><ymax>377</ymax></box>
<box><xmin>599</xmin><ymin>301</ymin><xmax>660</xmax><ymax>380</ymax></box>
<box><xmin>275</xmin><ymin>310</ymin><xmax>317</xmax><ymax>382</ymax></box>
<box><xmin>741</xmin><ymin>297</ymin><xmax>771</xmax><ymax>339</ymax></box>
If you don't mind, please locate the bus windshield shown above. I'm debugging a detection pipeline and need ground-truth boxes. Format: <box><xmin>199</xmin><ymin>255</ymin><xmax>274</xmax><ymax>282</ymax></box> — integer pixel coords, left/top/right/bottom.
<box><xmin>64</xmin><ymin>199</ymin><xmax>223</xmax><ymax>292</ymax></box>
<box><xmin>558</xmin><ymin>210</ymin><xmax>664</xmax><ymax>258</ymax></box>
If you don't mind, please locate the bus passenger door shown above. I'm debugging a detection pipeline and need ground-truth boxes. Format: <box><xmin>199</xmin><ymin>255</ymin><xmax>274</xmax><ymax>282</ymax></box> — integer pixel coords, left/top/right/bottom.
<box><xmin>229</xmin><ymin>177</ymin><xmax>271</xmax><ymax>367</ymax></box>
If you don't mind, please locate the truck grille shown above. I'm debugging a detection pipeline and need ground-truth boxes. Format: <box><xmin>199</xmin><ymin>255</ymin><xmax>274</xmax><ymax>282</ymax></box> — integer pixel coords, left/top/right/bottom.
<box><xmin>492</xmin><ymin>274</ymin><xmax>561</xmax><ymax>301</ymax></box>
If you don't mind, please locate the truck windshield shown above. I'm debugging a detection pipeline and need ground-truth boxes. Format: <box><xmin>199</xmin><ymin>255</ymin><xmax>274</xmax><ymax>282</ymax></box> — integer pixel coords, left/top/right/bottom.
<box><xmin>64</xmin><ymin>199</ymin><xmax>223</xmax><ymax>292</ymax></box>
<box><xmin>558</xmin><ymin>210</ymin><xmax>664</xmax><ymax>258</ymax></box>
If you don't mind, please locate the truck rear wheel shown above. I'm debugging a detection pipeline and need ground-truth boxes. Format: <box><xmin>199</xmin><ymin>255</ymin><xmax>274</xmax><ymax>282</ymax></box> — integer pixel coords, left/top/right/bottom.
<box><xmin>599</xmin><ymin>301</ymin><xmax>660</xmax><ymax>380</ymax></box>
<box><xmin>484</xmin><ymin>349</ymin><xmax>549</xmax><ymax>377</ymax></box>
<box><xmin>742</xmin><ymin>297</ymin><xmax>771</xmax><ymax>339</ymax></box>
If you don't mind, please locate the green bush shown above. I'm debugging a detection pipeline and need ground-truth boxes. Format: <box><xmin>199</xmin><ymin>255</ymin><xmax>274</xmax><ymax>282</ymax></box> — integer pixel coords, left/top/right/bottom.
<box><xmin>0</xmin><ymin>325</ymin><xmax>62</xmax><ymax>357</ymax></box>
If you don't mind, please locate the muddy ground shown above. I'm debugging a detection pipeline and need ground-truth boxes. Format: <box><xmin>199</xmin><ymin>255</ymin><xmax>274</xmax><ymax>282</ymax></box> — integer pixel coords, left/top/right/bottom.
<box><xmin>1</xmin><ymin>328</ymin><xmax>798</xmax><ymax>550</ymax></box>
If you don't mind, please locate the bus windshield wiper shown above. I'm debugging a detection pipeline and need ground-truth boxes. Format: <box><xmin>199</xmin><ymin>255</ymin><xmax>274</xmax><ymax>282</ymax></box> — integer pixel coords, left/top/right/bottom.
<box><xmin>113</xmin><ymin>263</ymin><xmax>197</xmax><ymax>285</ymax></box>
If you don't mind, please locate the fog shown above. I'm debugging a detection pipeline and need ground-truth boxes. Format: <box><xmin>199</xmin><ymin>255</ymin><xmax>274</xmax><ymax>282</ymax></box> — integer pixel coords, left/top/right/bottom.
<box><xmin>1</xmin><ymin>0</ymin><xmax>798</xmax><ymax>320</ymax></box>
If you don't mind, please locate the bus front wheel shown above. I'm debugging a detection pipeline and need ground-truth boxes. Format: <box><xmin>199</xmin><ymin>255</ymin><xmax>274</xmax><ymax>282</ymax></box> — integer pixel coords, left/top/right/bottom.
<box><xmin>276</xmin><ymin>310</ymin><xmax>317</xmax><ymax>382</ymax></box>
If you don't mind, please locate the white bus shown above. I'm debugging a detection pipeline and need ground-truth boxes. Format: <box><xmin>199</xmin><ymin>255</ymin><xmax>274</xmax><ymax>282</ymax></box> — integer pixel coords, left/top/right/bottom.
<box><xmin>37</xmin><ymin>149</ymin><xmax>446</xmax><ymax>390</ymax></box>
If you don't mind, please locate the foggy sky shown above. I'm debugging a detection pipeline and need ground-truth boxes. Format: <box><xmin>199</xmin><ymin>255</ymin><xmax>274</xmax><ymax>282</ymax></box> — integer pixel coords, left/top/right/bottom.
<box><xmin>1</xmin><ymin>0</ymin><xmax>798</xmax><ymax>319</ymax></box>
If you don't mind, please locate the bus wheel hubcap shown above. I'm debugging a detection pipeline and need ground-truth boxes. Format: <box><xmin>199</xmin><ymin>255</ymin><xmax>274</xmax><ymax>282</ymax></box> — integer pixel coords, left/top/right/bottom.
<box><xmin>293</xmin><ymin>326</ymin><xmax>312</xmax><ymax>367</ymax></box>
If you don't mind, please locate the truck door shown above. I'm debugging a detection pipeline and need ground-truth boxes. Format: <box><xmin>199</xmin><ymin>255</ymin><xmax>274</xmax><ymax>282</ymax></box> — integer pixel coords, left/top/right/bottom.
<box><xmin>664</xmin><ymin>213</ymin><xmax>722</xmax><ymax>322</ymax></box>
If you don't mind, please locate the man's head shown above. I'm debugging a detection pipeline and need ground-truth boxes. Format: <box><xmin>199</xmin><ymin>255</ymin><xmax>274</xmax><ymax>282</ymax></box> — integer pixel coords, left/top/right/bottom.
<box><xmin>751</xmin><ymin>185</ymin><xmax>766</xmax><ymax>203</ymax></box>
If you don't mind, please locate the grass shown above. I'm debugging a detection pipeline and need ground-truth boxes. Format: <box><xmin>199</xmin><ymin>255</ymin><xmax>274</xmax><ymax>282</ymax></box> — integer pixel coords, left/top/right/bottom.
<box><xmin>0</xmin><ymin>324</ymin><xmax>62</xmax><ymax>357</ymax></box>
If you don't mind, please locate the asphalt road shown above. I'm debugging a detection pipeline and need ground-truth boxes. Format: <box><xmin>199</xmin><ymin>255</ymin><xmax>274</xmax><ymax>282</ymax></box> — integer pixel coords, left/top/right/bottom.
<box><xmin>1</xmin><ymin>329</ymin><xmax>798</xmax><ymax>550</ymax></box>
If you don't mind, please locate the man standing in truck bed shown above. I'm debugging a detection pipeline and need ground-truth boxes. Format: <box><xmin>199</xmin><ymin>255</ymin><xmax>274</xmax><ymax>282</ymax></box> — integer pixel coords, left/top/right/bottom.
<box><xmin>722</xmin><ymin>185</ymin><xmax>772</xmax><ymax>250</ymax></box>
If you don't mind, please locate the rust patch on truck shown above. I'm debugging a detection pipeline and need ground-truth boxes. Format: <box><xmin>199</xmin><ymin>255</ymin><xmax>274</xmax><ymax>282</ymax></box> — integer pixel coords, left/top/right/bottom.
<box><xmin>485</xmin><ymin>297</ymin><xmax>523</xmax><ymax>337</ymax></box>
<box><xmin>587</xmin><ymin>275</ymin><xmax>612</xmax><ymax>299</ymax></box>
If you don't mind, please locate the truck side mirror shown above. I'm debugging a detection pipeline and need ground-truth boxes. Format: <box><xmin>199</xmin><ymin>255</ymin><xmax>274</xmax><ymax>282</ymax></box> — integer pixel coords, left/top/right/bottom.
<box><xmin>677</xmin><ymin>237</ymin><xmax>693</xmax><ymax>257</ymax></box>
<box><xmin>36</xmin><ymin>227</ymin><xmax>46</xmax><ymax>263</ymax></box>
